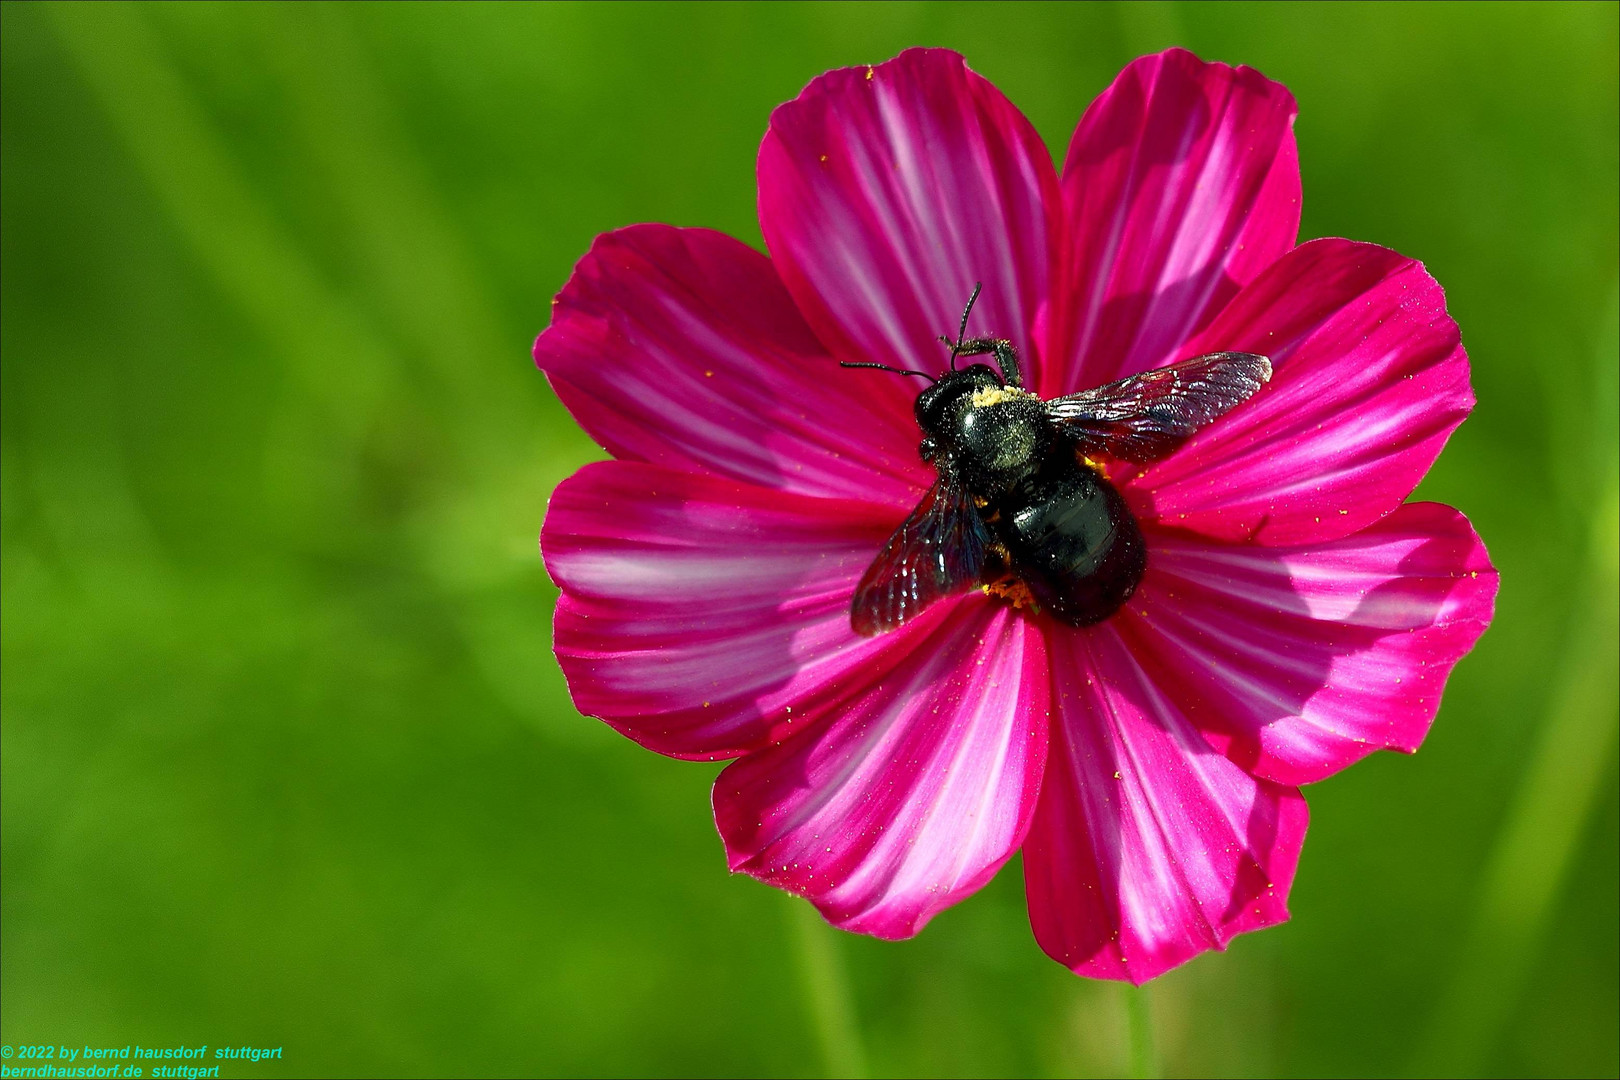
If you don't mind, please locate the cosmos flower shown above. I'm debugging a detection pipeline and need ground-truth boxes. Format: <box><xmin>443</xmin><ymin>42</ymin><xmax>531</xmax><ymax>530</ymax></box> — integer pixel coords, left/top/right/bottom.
<box><xmin>535</xmin><ymin>47</ymin><xmax>1497</xmax><ymax>983</ymax></box>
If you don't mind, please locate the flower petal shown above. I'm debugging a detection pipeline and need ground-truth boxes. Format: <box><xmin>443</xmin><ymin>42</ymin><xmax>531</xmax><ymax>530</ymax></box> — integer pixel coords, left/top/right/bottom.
<box><xmin>758</xmin><ymin>48</ymin><xmax>1061</xmax><ymax>399</ymax></box>
<box><xmin>1120</xmin><ymin>503</ymin><xmax>1497</xmax><ymax>785</ymax></box>
<box><xmin>535</xmin><ymin>224</ymin><xmax>927</xmax><ymax>507</ymax></box>
<box><xmin>1130</xmin><ymin>238</ymin><xmax>1474</xmax><ymax>545</ymax></box>
<box><xmin>715</xmin><ymin>597</ymin><xmax>1050</xmax><ymax>938</ymax></box>
<box><xmin>544</xmin><ymin>460</ymin><xmax>921</xmax><ymax>759</ymax></box>
<box><xmin>1023</xmin><ymin>622</ymin><xmax>1308</xmax><ymax>984</ymax></box>
<box><xmin>1048</xmin><ymin>48</ymin><xmax>1300</xmax><ymax>397</ymax></box>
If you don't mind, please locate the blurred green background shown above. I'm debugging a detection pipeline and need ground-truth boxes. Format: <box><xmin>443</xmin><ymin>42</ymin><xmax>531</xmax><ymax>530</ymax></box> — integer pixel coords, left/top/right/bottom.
<box><xmin>3</xmin><ymin>2</ymin><xmax>1616</xmax><ymax>1077</ymax></box>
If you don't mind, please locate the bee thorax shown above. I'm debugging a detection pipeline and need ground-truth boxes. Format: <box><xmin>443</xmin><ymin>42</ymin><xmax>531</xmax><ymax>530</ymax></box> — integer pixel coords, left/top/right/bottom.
<box><xmin>946</xmin><ymin>386</ymin><xmax>1051</xmax><ymax>496</ymax></box>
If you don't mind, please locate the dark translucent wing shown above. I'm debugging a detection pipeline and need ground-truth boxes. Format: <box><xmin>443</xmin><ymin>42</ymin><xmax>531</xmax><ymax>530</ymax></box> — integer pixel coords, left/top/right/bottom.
<box><xmin>1046</xmin><ymin>351</ymin><xmax>1272</xmax><ymax>462</ymax></box>
<box><xmin>850</xmin><ymin>473</ymin><xmax>990</xmax><ymax>637</ymax></box>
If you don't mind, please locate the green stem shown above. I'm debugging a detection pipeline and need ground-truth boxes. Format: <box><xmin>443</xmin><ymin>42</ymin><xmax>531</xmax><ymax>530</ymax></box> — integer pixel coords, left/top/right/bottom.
<box><xmin>1124</xmin><ymin>982</ymin><xmax>1161</xmax><ymax>1079</ymax></box>
<box><xmin>788</xmin><ymin>895</ymin><xmax>867</xmax><ymax>1079</ymax></box>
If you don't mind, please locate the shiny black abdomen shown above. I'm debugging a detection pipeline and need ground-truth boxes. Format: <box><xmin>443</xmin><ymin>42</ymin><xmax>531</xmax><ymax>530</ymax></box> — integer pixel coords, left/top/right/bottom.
<box><xmin>991</xmin><ymin>456</ymin><xmax>1146</xmax><ymax>626</ymax></box>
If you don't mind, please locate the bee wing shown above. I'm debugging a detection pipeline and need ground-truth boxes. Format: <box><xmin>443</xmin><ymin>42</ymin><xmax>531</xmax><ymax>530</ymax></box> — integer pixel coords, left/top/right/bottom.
<box><xmin>850</xmin><ymin>473</ymin><xmax>991</xmax><ymax>637</ymax></box>
<box><xmin>1046</xmin><ymin>351</ymin><xmax>1272</xmax><ymax>463</ymax></box>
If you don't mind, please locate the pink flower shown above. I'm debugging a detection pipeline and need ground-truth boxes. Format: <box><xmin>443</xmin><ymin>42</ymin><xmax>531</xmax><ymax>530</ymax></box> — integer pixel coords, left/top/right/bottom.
<box><xmin>534</xmin><ymin>48</ymin><xmax>1497</xmax><ymax>983</ymax></box>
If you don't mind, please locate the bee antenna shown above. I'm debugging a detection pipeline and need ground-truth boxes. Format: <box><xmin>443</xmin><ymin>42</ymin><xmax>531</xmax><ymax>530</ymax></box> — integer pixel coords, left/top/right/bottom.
<box><xmin>948</xmin><ymin>282</ymin><xmax>983</xmax><ymax>370</ymax></box>
<box><xmin>839</xmin><ymin>360</ymin><xmax>935</xmax><ymax>381</ymax></box>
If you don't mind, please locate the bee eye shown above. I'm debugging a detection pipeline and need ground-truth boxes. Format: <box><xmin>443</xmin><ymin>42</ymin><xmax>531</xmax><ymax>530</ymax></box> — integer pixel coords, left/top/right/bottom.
<box><xmin>915</xmin><ymin>383</ymin><xmax>945</xmax><ymax>422</ymax></box>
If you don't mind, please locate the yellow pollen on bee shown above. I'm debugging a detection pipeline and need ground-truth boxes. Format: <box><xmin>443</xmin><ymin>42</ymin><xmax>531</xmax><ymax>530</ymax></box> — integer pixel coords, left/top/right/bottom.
<box><xmin>981</xmin><ymin>579</ymin><xmax>1036</xmax><ymax>610</ymax></box>
<box><xmin>970</xmin><ymin>385</ymin><xmax>1026</xmax><ymax>408</ymax></box>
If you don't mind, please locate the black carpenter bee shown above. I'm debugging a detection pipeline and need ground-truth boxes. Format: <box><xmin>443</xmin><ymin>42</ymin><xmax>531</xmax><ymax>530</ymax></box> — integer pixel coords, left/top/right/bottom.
<box><xmin>843</xmin><ymin>284</ymin><xmax>1272</xmax><ymax>636</ymax></box>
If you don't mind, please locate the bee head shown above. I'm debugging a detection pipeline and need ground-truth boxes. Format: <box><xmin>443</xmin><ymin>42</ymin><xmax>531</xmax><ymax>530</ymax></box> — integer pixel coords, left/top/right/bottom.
<box><xmin>913</xmin><ymin>364</ymin><xmax>1001</xmax><ymax>436</ymax></box>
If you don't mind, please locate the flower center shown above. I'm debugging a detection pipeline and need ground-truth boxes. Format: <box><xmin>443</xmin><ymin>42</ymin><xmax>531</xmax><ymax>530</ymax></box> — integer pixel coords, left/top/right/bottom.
<box><xmin>980</xmin><ymin>577</ymin><xmax>1038</xmax><ymax>610</ymax></box>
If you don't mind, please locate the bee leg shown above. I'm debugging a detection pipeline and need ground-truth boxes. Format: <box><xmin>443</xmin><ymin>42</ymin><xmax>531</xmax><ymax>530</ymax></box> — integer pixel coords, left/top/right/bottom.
<box><xmin>954</xmin><ymin>337</ymin><xmax>1024</xmax><ymax>388</ymax></box>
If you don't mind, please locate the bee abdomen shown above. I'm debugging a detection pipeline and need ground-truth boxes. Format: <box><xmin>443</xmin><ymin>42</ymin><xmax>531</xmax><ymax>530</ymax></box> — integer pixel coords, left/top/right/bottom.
<box><xmin>993</xmin><ymin>457</ymin><xmax>1146</xmax><ymax>626</ymax></box>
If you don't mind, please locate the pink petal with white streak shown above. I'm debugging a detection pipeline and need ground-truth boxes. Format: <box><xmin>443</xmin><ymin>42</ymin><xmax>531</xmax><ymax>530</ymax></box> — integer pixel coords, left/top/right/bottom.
<box><xmin>535</xmin><ymin>225</ymin><xmax>926</xmax><ymax>508</ymax></box>
<box><xmin>1121</xmin><ymin>504</ymin><xmax>1497</xmax><ymax>785</ymax></box>
<box><xmin>715</xmin><ymin>596</ymin><xmax>1049</xmax><ymax>938</ymax></box>
<box><xmin>1049</xmin><ymin>48</ymin><xmax>1300</xmax><ymax>398</ymax></box>
<box><xmin>1131</xmin><ymin>238</ymin><xmax>1474</xmax><ymax>546</ymax></box>
<box><xmin>544</xmin><ymin>461</ymin><xmax>926</xmax><ymax>759</ymax></box>
<box><xmin>1023</xmin><ymin>623</ymin><xmax>1308</xmax><ymax>984</ymax></box>
<box><xmin>759</xmin><ymin>48</ymin><xmax>1061</xmax><ymax>404</ymax></box>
